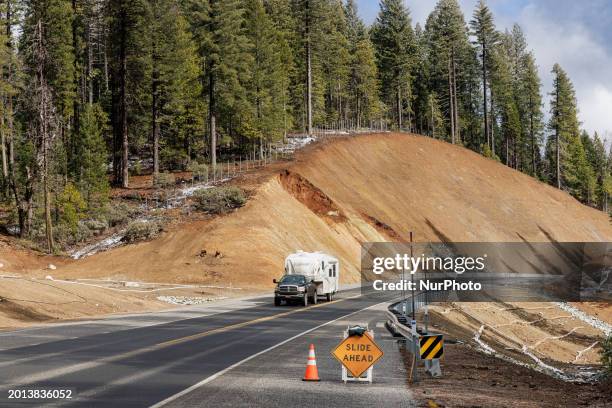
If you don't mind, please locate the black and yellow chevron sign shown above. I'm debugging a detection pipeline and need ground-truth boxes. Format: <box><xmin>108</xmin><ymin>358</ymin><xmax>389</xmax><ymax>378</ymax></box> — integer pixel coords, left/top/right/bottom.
<box><xmin>419</xmin><ymin>334</ymin><xmax>444</xmax><ymax>360</ymax></box>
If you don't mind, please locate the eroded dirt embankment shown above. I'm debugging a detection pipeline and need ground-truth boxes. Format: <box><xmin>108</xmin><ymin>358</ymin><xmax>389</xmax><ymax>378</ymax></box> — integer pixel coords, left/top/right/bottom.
<box><xmin>1</xmin><ymin>134</ymin><xmax>611</xmax><ymax>366</ymax></box>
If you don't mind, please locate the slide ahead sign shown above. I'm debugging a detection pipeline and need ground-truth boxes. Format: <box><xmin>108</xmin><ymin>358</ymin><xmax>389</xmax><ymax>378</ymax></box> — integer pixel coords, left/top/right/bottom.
<box><xmin>420</xmin><ymin>334</ymin><xmax>444</xmax><ymax>360</ymax></box>
<box><xmin>331</xmin><ymin>332</ymin><xmax>383</xmax><ymax>378</ymax></box>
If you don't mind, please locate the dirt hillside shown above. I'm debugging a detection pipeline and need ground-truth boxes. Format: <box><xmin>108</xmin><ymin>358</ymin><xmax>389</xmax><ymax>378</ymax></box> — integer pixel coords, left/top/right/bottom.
<box><xmin>2</xmin><ymin>133</ymin><xmax>611</xmax><ymax>342</ymax></box>
<box><xmin>57</xmin><ymin>133</ymin><xmax>611</xmax><ymax>286</ymax></box>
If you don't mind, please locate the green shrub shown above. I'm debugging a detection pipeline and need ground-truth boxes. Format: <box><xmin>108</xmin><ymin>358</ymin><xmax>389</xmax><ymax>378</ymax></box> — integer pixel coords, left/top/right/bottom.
<box><xmin>602</xmin><ymin>335</ymin><xmax>612</xmax><ymax>375</ymax></box>
<box><xmin>193</xmin><ymin>186</ymin><xmax>246</xmax><ymax>214</ymax></box>
<box><xmin>75</xmin><ymin>222</ymin><xmax>94</xmax><ymax>243</ymax></box>
<box><xmin>53</xmin><ymin>222</ymin><xmax>95</xmax><ymax>247</ymax></box>
<box><xmin>104</xmin><ymin>202</ymin><xmax>134</xmax><ymax>227</ymax></box>
<box><xmin>57</xmin><ymin>183</ymin><xmax>87</xmax><ymax>234</ymax></box>
<box><xmin>154</xmin><ymin>172</ymin><xmax>176</xmax><ymax>188</ymax></box>
<box><xmin>132</xmin><ymin>161</ymin><xmax>142</xmax><ymax>176</ymax></box>
<box><xmin>52</xmin><ymin>223</ymin><xmax>74</xmax><ymax>247</ymax></box>
<box><xmin>187</xmin><ymin>162</ymin><xmax>209</xmax><ymax>182</ymax></box>
<box><xmin>122</xmin><ymin>220</ymin><xmax>163</xmax><ymax>243</ymax></box>
<box><xmin>482</xmin><ymin>144</ymin><xmax>500</xmax><ymax>162</ymax></box>
<box><xmin>82</xmin><ymin>219</ymin><xmax>108</xmax><ymax>234</ymax></box>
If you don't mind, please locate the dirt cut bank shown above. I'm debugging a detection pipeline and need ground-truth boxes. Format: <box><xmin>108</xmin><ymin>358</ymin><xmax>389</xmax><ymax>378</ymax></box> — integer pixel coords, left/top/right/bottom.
<box><xmin>58</xmin><ymin>133</ymin><xmax>611</xmax><ymax>284</ymax></box>
<box><xmin>2</xmin><ymin>133</ymin><xmax>611</xmax><ymax>333</ymax></box>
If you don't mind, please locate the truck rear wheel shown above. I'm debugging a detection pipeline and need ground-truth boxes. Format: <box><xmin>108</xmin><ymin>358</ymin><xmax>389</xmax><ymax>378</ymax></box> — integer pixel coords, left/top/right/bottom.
<box><xmin>326</xmin><ymin>292</ymin><xmax>332</xmax><ymax>302</ymax></box>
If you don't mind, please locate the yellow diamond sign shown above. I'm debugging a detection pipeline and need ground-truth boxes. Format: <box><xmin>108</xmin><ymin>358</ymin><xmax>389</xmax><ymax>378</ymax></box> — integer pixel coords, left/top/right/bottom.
<box><xmin>331</xmin><ymin>332</ymin><xmax>384</xmax><ymax>378</ymax></box>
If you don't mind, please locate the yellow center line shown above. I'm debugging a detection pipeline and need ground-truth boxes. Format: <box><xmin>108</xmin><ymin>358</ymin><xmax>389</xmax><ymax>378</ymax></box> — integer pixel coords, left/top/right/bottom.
<box><xmin>0</xmin><ymin>294</ymin><xmax>362</xmax><ymax>391</ymax></box>
<box><xmin>157</xmin><ymin>294</ymin><xmax>359</xmax><ymax>348</ymax></box>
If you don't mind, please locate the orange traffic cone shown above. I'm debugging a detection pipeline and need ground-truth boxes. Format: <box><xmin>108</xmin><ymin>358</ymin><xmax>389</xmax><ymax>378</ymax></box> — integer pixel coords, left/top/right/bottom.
<box><xmin>302</xmin><ymin>344</ymin><xmax>321</xmax><ymax>381</ymax></box>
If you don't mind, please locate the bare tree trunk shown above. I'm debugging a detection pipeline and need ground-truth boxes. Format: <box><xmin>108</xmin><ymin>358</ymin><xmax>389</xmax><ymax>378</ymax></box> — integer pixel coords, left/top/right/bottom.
<box><xmin>397</xmin><ymin>84</ymin><xmax>402</xmax><ymax>130</ymax></box>
<box><xmin>407</xmin><ymin>96</ymin><xmax>412</xmax><ymax>133</ymax></box>
<box><xmin>356</xmin><ymin>97</ymin><xmax>361</xmax><ymax>129</ymax></box>
<box><xmin>120</xmin><ymin>10</ymin><xmax>129</xmax><ymax>188</ymax></box>
<box><xmin>530</xmin><ymin>94</ymin><xmax>536</xmax><ymax>175</ymax></box>
<box><xmin>452</xmin><ymin>49</ymin><xmax>460</xmax><ymax>144</ymax></box>
<box><xmin>305</xmin><ymin>0</ymin><xmax>312</xmax><ymax>136</ymax></box>
<box><xmin>431</xmin><ymin>97</ymin><xmax>435</xmax><ymax>138</ymax></box>
<box><xmin>306</xmin><ymin>39</ymin><xmax>312</xmax><ymax>136</ymax></box>
<box><xmin>152</xmin><ymin>78</ymin><xmax>160</xmax><ymax>178</ymax></box>
<box><xmin>490</xmin><ymin>95</ymin><xmax>495</xmax><ymax>156</ymax></box>
<box><xmin>1</xmin><ymin>116</ymin><xmax>7</xmax><ymax>186</ymax></box>
<box><xmin>282</xmin><ymin>86</ymin><xmax>287</xmax><ymax>142</ymax></box>
<box><xmin>36</xmin><ymin>19</ymin><xmax>54</xmax><ymax>252</ymax></box>
<box><xmin>6</xmin><ymin>0</ymin><xmax>15</xmax><ymax>195</ymax></box>
<box><xmin>555</xmin><ymin>86</ymin><xmax>561</xmax><ymax>189</ymax></box>
<box><xmin>152</xmin><ymin>43</ymin><xmax>160</xmax><ymax>178</ymax></box>
<box><xmin>482</xmin><ymin>42</ymin><xmax>489</xmax><ymax>149</ymax></box>
<box><xmin>448</xmin><ymin>58</ymin><xmax>455</xmax><ymax>143</ymax></box>
<box><xmin>72</xmin><ymin>0</ymin><xmax>80</xmax><ymax>173</ymax></box>
<box><xmin>87</xmin><ymin>23</ymin><xmax>94</xmax><ymax>105</ymax></box>
<box><xmin>104</xmin><ymin>34</ymin><xmax>109</xmax><ymax>92</ymax></box>
<box><xmin>209</xmin><ymin>70</ymin><xmax>216</xmax><ymax>173</ymax></box>
<box><xmin>505</xmin><ymin>136</ymin><xmax>509</xmax><ymax>164</ymax></box>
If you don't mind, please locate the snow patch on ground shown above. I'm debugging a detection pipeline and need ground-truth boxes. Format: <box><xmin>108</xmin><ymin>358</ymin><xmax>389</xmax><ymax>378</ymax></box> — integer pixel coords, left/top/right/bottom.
<box><xmin>473</xmin><ymin>325</ymin><xmax>495</xmax><ymax>355</ymax></box>
<box><xmin>70</xmin><ymin>232</ymin><xmax>125</xmax><ymax>260</ymax></box>
<box><xmin>157</xmin><ymin>295</ymin><xmax>227</xmax><ymax>305</ymax></box>
<box><xmin>555</xmin><ymin>302</ymin><xmax>612</xmax><ymax>336</ymax></box>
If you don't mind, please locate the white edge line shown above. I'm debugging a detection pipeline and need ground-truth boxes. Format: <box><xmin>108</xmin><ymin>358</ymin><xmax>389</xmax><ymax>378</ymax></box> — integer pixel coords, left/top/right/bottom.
<box><xmin>149</xmin><ymin>298</ymin><xmax>389</xmax><ymax>408</ymax></box>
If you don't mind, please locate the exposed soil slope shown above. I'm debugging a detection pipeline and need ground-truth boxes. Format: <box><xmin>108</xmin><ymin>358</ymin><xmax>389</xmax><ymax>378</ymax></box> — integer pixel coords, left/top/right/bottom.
<box><xmin>59</xmin><ymin>133</ymin><xmax>611</xmax><ymax>284</ymax></box>
<box><xmin>58</xmin><ymin>135</ymin><xmax>612</xmax><ymax>285</ymax></box>
<box><xmin>2</xmin><ymin>133</ymin><xmax>611</xmax><ymax>336</ymax></box>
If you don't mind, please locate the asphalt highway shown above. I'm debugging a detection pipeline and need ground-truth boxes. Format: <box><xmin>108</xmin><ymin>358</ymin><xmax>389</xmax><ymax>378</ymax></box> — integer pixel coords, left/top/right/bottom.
<box><xmin>0</xmin><ymin>289</ymin><xmax>404</xmax><ymax>407</ymax></box>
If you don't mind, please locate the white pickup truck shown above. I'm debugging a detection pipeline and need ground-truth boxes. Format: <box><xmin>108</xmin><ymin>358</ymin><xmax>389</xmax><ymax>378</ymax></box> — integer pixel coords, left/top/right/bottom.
<box><xmin>273</xmin><ymin>251</ymin><xmax>339</xmax><ymax>306</ymax></box>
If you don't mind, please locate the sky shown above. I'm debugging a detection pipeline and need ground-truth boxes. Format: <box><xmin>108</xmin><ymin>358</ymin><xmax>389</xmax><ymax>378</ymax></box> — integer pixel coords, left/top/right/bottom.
<box><xmin>357</xmin><ymin>0</ymin><xmax>612</xmax><ymax>140</ymax></box>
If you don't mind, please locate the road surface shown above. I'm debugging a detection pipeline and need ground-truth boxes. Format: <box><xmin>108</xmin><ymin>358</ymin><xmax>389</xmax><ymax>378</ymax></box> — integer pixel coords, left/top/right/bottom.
<box><xmin>0</xmin><ymin>289</ymin><xmax>413</xmax><ymax>407</ymax></box>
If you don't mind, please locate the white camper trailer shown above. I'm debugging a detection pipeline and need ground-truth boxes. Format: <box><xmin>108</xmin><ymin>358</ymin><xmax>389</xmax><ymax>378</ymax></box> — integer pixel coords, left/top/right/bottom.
<box><xmin>273</xmin><ymin>251</ymin><xmax>339</xmax><ymax>306</ymax></box>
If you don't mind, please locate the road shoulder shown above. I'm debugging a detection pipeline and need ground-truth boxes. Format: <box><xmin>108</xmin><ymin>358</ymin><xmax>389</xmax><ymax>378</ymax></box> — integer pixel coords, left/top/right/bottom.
<box><xmin>165</xmin><ymin>302</ymin><xmax>415</xmax><ymax>408</ymax></box>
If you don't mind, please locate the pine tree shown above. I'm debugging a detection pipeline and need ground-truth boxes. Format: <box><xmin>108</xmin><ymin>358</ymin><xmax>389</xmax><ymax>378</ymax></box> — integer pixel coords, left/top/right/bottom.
<box><xmin>494</xmin><ymin>30</ymin><xmax>523</xmax><ymax>168</ymax></box>
<box><xmin>262</xmin><ymin>0</ymin><xmax>295</xmax><ymax>139</ymax></box>
<box><xmin>185</xmin><ymin>0</ymin><xmax>251</xmax><ymax>170</ymax></box>
<box><xmin>320</xmin><ymin>0</ymin><xmax>350</xmax><ymax>124</ymax></box>
<box><xmin>1</xmin><ymin>0</ymin><xmax>26</xmax><ymax>235</ymax></box>
<box><xmin>245</xmin><ymin>0</ymin><xmax>288</xmax><ymax>152</ymax></box>
<box><xmin>427</xmin><ymin>92</ymin><xmax>444</xmax><ymax>139</ymax></box>
<box><xmin>546</xmin><ymin>63</ymin><xmax>594</xmax><ymax>201</ymax></box>
<box><xmin>521</xmin><ymin>52</ymin><xmax>544</xmax><ymax>177</ymax></box>
<box><xmin>344</xmin><ymin>0</ymin><xmax>380</xmax><ymax>128</ymax></box>
<box><xmin>344</xmin><ymin>0</ymin><xmax>364</xmax><ymax>46</ymax></box>
<box><xmin>108</xmin><ymin>0</ymin><xmax>150</xmax><ymax>187</ymax></box>
<box><xmin>582</xmin><ymin>131</ymin><xmax>608</xmax><ymax>208</ymax></box>
<box><xmin>370</xmin><ymin>0</ymin><xmax>414</xmax><ymax>130</ymax></box>
<box><xmin>77</xmin><ymin>103</ymin><xmax>109</xmax><ymax>206</ymax></box>
<box><xmin>0</xmin><ymin>0</ymin><xmax>17</xmax><ymax>196</ymax></box>
<box><xmin>351</xmin><ymin>37</ymin><xmax>382</xmax><ymax>128</ymax></box>
<box><xmin>425</xmin><ymin>0</ymin><xmax>474</xmax><ymax>144</ymax></box>
<box><xmin>22</xmin><ymin>14</ymin><xmax>61</xmax><ymax>251</ymax></box>
<box><xmin>20</xmin><ymin>0</ymin><xmax>81</xmax><ymax>251</ymax></box>
<box><xmin>470</xmin><ymin>0</ymin><xmax>497</xmax><ymax>151</ymax></box>
<box><xmin>161</xmin><ymin>13</ymin><xmax>203</xmax><ymax>169</ymax></box>
<box><xmin>412</xmin><ymin>23</ymin><xmax>432</xmax><ymax>136</ymax></box>
<box><xmin>291</xmin><ymin>0</ymin><xmax>328</xmax><ymax>134</ymax></box>
<box><xmin>149</xmin><ymin>0</ymin><xmax>201</xmax><ymax>177</ymax></box>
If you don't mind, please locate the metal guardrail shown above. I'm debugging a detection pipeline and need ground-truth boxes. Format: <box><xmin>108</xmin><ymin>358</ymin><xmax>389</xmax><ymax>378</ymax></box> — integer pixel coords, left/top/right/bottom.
<box><xmin>389</xmin><ymin>290</ymin><xmax>448</xmax><ymax>320</ymax></box>
<box><xmin>386</xmin><ymin>292</ymin><xmax>444</xmax><ymax>380</ymax></box>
